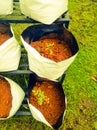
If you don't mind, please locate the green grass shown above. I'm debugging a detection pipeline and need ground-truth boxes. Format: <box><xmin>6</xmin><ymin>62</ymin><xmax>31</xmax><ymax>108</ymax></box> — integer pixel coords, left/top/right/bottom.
<box><xmin>0</xmin><ymin>0</ymin><xmax>97</xmax><ymax>130</ymax></box>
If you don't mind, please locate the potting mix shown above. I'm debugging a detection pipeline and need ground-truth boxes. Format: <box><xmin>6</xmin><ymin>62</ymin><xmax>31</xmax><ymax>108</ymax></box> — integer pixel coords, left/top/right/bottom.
<box><xmin>29</xmin><ymin>80</ymin><xmax>66</xmax><ymax>126</ymax></box>
<box><xmin>30</xmin><ymin>33</ymin><xmax>72</xmax><ymax>62</ymax></box>
<box><xmin>0</xmin><ymin>76</ymin><xmax>12</xmax><ymax>118</ymax></box>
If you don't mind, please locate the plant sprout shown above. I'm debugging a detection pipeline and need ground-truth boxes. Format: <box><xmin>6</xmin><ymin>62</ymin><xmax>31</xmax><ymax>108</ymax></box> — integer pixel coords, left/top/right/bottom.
<box><xmin>32</xmin><ymin>89</ymin><xmax>48</xmax><ymax>105</ymax></box>
<box><xmin>45</xmin><ymin>43</ymin><xmax>54</xmax><ymax>55</ymax></box>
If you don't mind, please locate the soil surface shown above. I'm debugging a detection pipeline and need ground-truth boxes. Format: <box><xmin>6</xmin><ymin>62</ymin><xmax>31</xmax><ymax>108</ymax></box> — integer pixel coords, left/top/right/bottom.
<box><xmin>0</xmin><ymin>33</ymin><xmax>11</xmax><ymax>45</ymax></box>
<box><xmin>29</xmin><ymin>80</ymin><xmax>66</xmax><ymax>126</ymax></box>
<box><xmin>0</xmin><ymin>23</ymin><xmax>12</xmax><ymax>45</ymax></box>
<box><xmin>30</xmin><ymin>33</ymin><xmax>72</xmax><ymax>62</ymax></box>
<box><xmin>0</xmin><ymin>76</ymin><xmax>12</xmax><ymax>118</ymax></box>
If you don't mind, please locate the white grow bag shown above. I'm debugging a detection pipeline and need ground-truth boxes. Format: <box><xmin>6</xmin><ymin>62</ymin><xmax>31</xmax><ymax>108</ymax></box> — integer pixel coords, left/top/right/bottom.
<box><xmin>21</xmin><ymin>37</ymin><xmax>78</xmax><ymax>80</ymax></box>
<box><xmin>20</xmin><ymin>0</ymin><xmax>68</xmax><ymax>24</ymax></box>
<box><xmin>27</xmin><ymin>76</ymin><xmax>67</xmax><ymax>129</ymax></box>
<box><xmin>0</xmin><ymin>27</ymin><xmax>21</xmax><ymax>72</ymax></box>
<box><xmin>0</xmin><ymin>0</ymin><xmax>13</xmax><ymax>15</ymax></box>
<box><xmin>0</xmin><ymin>75</ymin><xmax>25</xmax><ymax>120</ymax></box>
<box><xmin>21</xmin><ymin>25</ymin><xmax>79</xmax><ymax>80</ymax></box>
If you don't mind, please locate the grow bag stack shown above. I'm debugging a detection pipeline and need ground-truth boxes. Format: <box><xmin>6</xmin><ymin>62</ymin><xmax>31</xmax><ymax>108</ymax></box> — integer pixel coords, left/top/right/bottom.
<box><xmin>0</xmin><ymin>23</ymin><xmax>23</xmax><ymax>119</ymax></box>
<box><xmin>21</xmin><ymin>24</ymin><xmax>79</xmax><ymax>129</ymax></box>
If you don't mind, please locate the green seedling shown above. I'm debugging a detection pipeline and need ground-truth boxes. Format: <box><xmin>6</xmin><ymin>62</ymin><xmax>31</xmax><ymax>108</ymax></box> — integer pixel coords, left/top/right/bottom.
<box><xmin>32</xmin><ymin>89</ymin><xmax>48</xmax><ymax>106</ymax></box>
<box><xmin>45</xmin><ymin>43</ymin><xmax>54</xmax><ymax>55</ymax></box>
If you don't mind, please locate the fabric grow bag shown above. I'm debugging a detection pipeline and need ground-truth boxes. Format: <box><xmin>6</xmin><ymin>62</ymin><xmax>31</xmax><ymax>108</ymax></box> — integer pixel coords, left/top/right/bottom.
<box><xmin>0</xmin><ymin>75</ymin><xmax>25</xmax><ymax>120</ymax></box>
<box><xmin>0</xmin><ymin>23</ymin><xmax>21</xmax><ymax>72</ymax></box>
<box><xmin>21</xmin><ymin>24</ymin><xmax>79</xmax><ymax>80</ymax></box>
<box><xmin>20</xmin><ymin>0</ymin><xmax>68</xmax><ymax>24</ymax></box>
<box><xmin>0</xmin><ymin>0</ymin><xmax>13</xmax><ymax>15</ymax></box>
<box><xmin>27</xmin><ymin>74</ymin><xmax>67</xmax><ymax>129</ymax></box>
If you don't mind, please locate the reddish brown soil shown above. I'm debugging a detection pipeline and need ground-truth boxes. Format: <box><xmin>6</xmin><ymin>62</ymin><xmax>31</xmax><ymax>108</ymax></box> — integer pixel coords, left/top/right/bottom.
<box><xmin>0</xmin><ymin>33</ymin><xmax>11</xmax><ymax>45</ymax></box>
<box><xmin>29</xmin><ymin>80</ymin><xmax>66</xmax><ymax>126</ymax></box>
<box><xmin>0</xmin><ymin>76</ymin><xmax>12</xmax><ymax>118</ymax></box>
<box><xmin>30</xmin><ymin>33</ymin><xmax>72</xmax><ymax>62</ymax></box>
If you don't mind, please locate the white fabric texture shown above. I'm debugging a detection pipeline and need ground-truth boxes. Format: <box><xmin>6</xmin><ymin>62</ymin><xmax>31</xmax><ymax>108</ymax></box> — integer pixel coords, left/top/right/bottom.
<box><xmin>0</xmin><ymin>0</ymin><xmax>13</xmax><ymax>15</ymax></box>
<box><xmin>0</xmin><ymin>76</ymin><xmax>25</xmax><ymax>120</ymax></box>
<box><xmin>21</xmin><ymin>36</ymin><xmax>78</xmax><ymax>80</ymax></box>
<box><xmin>20</xmin><ymin>0</ymin><xmax>68</xmax><ymax>24</ymax></box>
<box><xmin>0</xmin><ymin>28</ymin><xmax>21</xmax><ymax>72</ymax></box>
